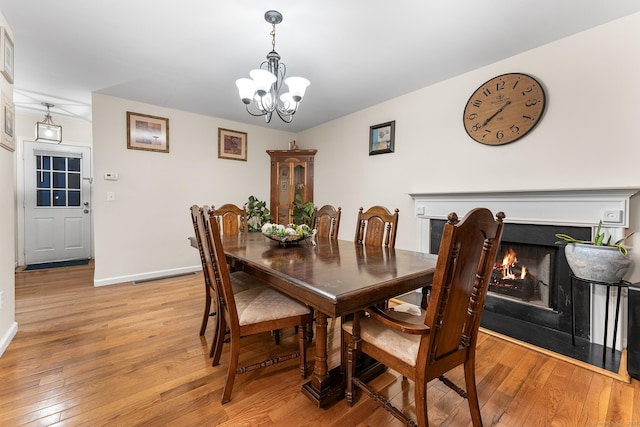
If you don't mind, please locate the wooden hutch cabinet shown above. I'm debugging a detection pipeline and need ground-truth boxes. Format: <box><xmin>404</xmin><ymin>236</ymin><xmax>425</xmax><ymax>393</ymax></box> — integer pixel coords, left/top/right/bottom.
<box><xmin>267</xmin><ymin>149</ymin><xmax>317</xmax><ymax>225</ymax></box>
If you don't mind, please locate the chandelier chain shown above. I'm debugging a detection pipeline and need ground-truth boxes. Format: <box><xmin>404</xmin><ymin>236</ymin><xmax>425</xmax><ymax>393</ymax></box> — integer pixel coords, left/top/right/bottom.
<box><xmin>271</xmin><ymin>23</ymin><xmax>277</xmax><ymax>52</ymax></box>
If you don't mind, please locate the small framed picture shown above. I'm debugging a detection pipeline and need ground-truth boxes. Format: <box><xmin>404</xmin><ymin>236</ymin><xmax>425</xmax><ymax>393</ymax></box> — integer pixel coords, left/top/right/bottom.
<box><xmin>126</xmin><ymin>112</ymin><xmax>169</xmax><ymax>153</ymax></box>
<box><xmin>369</xmin><ymin>120</ymin><xmax>395</xmax><ymax>155</ymax></box>
<box><xmin>0</xmin><ymin>28</ymin><xmax>13</xmax><ymax>84</ymax></box>
<box><xmin>218</xmin><ymin>128</ymin><xmax>247</xmax><ymax>161</ymax></box>
<box><xmin>1</xmin><ymin>92</ymin><xmax>15</xmax><ymax>152</ymax></box>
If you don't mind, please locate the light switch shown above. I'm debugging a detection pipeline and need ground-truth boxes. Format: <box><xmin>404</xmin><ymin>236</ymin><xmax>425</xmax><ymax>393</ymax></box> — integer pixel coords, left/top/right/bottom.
<box><xmin>107</xmin><ymin>192</ymin><xmax>115</xmax><ymax>201</ymax></box>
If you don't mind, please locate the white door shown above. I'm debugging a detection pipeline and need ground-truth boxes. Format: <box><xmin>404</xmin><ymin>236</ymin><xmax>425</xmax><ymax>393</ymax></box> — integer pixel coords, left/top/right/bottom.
<box><xmin>23</xmin><ymin>141</ymin><xmax>92</xmax><ymax>264</ymax></box>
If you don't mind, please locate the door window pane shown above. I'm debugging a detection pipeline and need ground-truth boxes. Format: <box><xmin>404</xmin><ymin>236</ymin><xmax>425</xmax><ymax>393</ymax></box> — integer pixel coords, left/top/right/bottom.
<box><xmin>53</xmin><ymin>190</ymin><xmax>66</xmax><ymax>206</ymax></box>
<box><xmin>37</xmin><ymin>190</ymin><xmax>51</xmax><ymax>206</ymax></box>
<box><xmin>37</xmin><ymin>171</ymin><xmax>51</xmax><ymax>188</ymax></box>
<box><xmin>68</xmin><ymin>173</ymin><xmax>80</xmax><ymax>189</ymax></box>
<box><xmin>68</xmin><ymin>158</ymin><xmax>80</xmax><ymax>172</ymax></box>
<box><xmin>53</xmin><ymin>157</ymin><xmax>66</xmax><ymax>171</ymax></box>
<box><xmin>53</xmin><ymin>172</ymin><xmax>66</xmax><ymax>188</ymax></box>
<box><xmin>68</xmin><ymin>191</ymin><xmax>81</xmax><ymax>206</ymax></box>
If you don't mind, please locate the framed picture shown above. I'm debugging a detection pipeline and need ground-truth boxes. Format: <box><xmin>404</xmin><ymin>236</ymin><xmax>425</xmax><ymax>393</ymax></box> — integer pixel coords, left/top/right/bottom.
<box><xmin>0</xmin><ymin>92</ymin><xmax>15</xmax><ymax>152</ymax></box>
<box><xmin>0</xmin><ymin>28</ymin><xmax>14</xmax><ymax>84</ymax></box>
<box><xmin>218</xmin><ymin>128</ymin><xmax>247</xmax><ymax>161</ymax></box>
<box><xmin>126</xmin><ymin>111</ymin><xmax>169</xmax><ymax>153</ymax></box>
<box><xmin>369</xmin><ymin>120</ymin><xmax>395</xmax><ymax>155</ymax></box>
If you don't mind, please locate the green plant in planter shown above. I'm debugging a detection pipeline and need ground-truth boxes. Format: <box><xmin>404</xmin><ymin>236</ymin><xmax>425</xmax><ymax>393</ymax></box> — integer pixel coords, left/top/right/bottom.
<box><xmin>555</xmin><ymin>220</ymin><xmax>635</xmax><ymax>255</ymax></box>
<box><xmin>245</xmin><ymin>195</ymin><xmax>272</xmax><ymax>231</ymax></box>
<box><xmin>291</xmin><ymin>194</ymin><xmax>315</xmax><ymax>226</ymax></box>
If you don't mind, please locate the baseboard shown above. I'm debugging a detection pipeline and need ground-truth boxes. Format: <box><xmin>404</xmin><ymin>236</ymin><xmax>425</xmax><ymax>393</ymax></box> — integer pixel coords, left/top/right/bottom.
<box><xmin>93</xmin><ymin>265</ymin><xmax>201</xmax><ymax>287</ymax></box>
<box><xmin>0</xmin><ymin>322</ymin><xmax>18</xmax><ymax>358</ymax></box>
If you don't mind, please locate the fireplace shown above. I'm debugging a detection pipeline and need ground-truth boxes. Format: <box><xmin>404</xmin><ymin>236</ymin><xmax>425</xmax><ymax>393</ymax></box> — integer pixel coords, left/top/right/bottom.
<box><xmin>430</xmin><ymin>220</ymin><xmax>591</xmax><ymax>336</ymax></box>
<box><xmin>411</xmin><ymin>188</ymin><xmax>639</xmax><ymax>350</ymax></box>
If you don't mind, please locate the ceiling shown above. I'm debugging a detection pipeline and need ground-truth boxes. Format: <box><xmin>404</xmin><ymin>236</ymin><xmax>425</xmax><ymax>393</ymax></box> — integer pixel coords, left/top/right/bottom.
<box><xmin>1</xmin><ymin>1</ymin><xmax>639</xmax><ymax>133</ymax></box>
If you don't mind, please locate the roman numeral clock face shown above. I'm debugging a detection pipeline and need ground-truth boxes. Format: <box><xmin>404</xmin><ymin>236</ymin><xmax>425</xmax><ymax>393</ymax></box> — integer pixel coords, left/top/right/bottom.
<box><xmin>463</xmin><ymin>73</ymin><xmax>546</xmax><ymax>145</ymax></box>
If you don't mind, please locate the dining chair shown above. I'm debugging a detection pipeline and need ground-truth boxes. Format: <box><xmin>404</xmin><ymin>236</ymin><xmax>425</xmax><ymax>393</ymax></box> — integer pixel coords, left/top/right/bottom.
<box><xmin>354</xmin><ymin>205</ymin><xmax>399</xmax><ymax>248</ymax></box>
<box><xmin>190</xmin><ymin>205</ymin><xmax>263</xmax><ymax>337</ymax></box>
<box><xmin>203</xmin><ymin>207</ymin><xmax>313</xmax><ymax>404</ymax></box>
<box><xmin>312</xmin><ymin>204</ymin><xmax>342</xmax><ymax>240</ymax></box>
<box><xmin>342</xmin><ymin>208</ymin><xmax>505</xmax><ymax>426</ymax></box>
<box><xmin>210</xmin><ymin>203</ymin><xmax>248</xmax><ymax>235</ymax></box>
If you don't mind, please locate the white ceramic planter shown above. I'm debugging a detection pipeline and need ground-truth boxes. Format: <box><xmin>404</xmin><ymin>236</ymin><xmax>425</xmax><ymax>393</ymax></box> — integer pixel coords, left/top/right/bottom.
<box><xmin>564</xmin><ymin>243</ymin><xmax>632</xmax><ymax>283</ymax></box>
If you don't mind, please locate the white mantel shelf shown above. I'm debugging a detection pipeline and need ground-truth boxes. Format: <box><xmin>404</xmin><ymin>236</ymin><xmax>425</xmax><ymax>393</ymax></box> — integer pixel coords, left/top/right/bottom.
<box><xmin>409</xmin><ymin>187</ymin><xmax>640</xmax><ymax>228</ymax></box>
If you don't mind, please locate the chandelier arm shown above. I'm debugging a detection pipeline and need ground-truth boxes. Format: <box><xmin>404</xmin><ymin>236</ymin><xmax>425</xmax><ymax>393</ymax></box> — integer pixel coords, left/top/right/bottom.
<box><xmin>275</xmin><ymin>109</ymin><xmax>294</xmax><ymax>123</ymax></box>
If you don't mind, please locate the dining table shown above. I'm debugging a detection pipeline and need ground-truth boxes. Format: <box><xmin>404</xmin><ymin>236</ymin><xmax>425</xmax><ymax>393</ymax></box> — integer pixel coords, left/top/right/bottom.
<box><xmin>192</xmin><ymin>232</ymin><xmax>438</xmax><ymax>407</ymax></box>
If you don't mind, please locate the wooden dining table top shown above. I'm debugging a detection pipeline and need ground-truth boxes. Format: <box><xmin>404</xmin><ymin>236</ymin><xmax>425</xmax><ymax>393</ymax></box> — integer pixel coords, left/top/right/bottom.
<box><xmin>217</xmin><ymin>232</ymin><xmax>439</xmax><ymax>316</ymax></box>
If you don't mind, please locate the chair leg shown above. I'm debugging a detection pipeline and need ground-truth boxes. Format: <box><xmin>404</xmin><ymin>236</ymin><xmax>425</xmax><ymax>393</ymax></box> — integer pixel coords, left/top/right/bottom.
<box><xmin>345</xmin><ymin>332</ymin><xmax>359</xmax><ymax>406</ymax></box>
<box><xmin>415</xmin><ymin>376</ymin><xmax>429</xmax><ymax>427</ymax></box>
<box><xmin>199</xmin><ymin>293</ymin><xmax>212</xmax><ymax>336</ymax></box>
<box><xmin>209</xmin><ymin>307</ymin><xmax>221</xmax><ymax>358</ymax></box>
<box><xmin>298</xmin><ymin>323</ymin><xmax>308</xmax><ymax>378</ymax></box>
<box><xmin>221</xmin><ymin>332</ymin><xmax>240</xmax><ymax>404</ymax></box>
<box><xmin>307</xmin><ymin>308</ymin><xmax>315</xmax><ymax>343</ymax></box>
<box><xmin>464</xmin><ymin>358</ymin><xmax>483</xmax><ymax>427</ymax></box>
<box><xmin>211</xmin><ymin>316</ymin><xmax>226</xmax><ymax>366</ymax></box>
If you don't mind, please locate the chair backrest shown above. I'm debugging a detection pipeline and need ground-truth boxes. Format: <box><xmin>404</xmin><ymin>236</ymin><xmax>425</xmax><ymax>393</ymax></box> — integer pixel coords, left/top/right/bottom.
<box><xmin>191</xmin><ymin>205</ymin><xmax>219</xmax><ymax>301</ymax></box>
<box><xmin>210</xmin><ymin>203</ymin><xmax>247</xmax><ymax>235</ymax></box>
<box><xmin>422</xmin><ymin>208</ymin><xmax>505</xmax><ymax>367</ymax></box>
<box><xmin>190</xmin><ymin>205</ymin><xmax>210</xmax><ymax>275</ymax></box>
<box><xmin>313</xmin><ymin>205</ymin><xmax>342</xmax><ymax>240</ymax></box>
<box><xmin>201</xmin><ymin>204</ymin><xmax>240</xmax><ymax>336</ymax></box>
<box><xmin>354</xmin><ymin>206</ymin><xmax>399</xmax><ymax>248</ymax></box>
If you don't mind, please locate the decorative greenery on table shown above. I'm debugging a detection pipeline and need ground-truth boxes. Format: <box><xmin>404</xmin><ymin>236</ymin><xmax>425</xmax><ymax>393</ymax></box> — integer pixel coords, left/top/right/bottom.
<box><xmin>261</xmin><ymin>222</ymin><xmax>314</xmax><ymax>243</ymax></box>
<box><xmin>555</xmin><ymin>220</ymin><xmax>635</xmax><ymax>255</ymax></box>
<box><xmin>245</xmin><ymin>195</ymin><xmax>272</xmax><ymax>232</ymax></box>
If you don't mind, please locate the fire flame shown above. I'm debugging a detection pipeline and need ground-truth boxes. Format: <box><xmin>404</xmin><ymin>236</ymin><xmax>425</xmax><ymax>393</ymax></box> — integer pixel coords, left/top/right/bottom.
<box><xmin>501</xmin><ymin>248</ymin><xmax>527</xmax><ymax>280</ymax></box>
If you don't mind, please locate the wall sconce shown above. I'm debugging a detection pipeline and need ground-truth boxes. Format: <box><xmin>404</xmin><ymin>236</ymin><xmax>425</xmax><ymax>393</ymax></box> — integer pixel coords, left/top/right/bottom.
<box><xmin>35</xmin><ymin>102</ymin><xmax>62</xmax><ymax>143</ymax></box>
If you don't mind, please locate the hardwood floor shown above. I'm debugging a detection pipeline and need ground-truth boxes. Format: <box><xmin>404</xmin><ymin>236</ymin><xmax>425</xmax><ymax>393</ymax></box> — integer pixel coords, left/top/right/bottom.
<box><xmin>2</xmin><ymin>262</ymin><xmax>639</xmax><ymax>426</ymax></box>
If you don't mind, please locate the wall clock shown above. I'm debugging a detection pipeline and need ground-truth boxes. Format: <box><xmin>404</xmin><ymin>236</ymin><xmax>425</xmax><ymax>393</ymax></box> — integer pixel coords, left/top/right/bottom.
<box><xmin>463</xmin><ymin>73</ymin><xmax>546</xmax><ymax>145</ymax></box>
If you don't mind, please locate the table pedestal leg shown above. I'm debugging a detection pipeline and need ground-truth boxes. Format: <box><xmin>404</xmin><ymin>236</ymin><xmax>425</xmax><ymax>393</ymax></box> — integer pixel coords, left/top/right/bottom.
<box><xmin>301</xmin><ymin>311</ymin><xmax>344</xmax><ymax>407</ymax></box>
<box><xmin>301</xmin><ymin>311</ymin><xmax>389</xmax><ymax>408</ymax></box>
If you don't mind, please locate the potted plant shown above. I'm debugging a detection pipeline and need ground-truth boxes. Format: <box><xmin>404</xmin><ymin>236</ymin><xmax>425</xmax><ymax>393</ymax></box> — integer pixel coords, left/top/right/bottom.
<box><xmin>555</xmin><ymin>221</ymin><xmax>634</xmax><ymax>283</ymax></box>
<box><xmin>245</xmin><ymin>195</ymin><xmax>272</xmax><ymax>232</ymax></box>
<box><xmin>291</xmin><ymin>194</ymin><xmax>315</xmax><ymax>226</ymax></box>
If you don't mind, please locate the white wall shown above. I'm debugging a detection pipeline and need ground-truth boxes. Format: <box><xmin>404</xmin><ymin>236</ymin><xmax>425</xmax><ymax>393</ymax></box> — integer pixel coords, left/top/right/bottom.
<box><xmin>0</xmin><ymin>12</ymin><xmax>16</xmax><ymax>357</ymax></box>
<box><xmin>91</xmin><ymin>94</ymin><xmax>295</xmax><ymax>285</ymax></box>
<box><xmin>300</xmin><ymin>12</ymin><xmax>640</xmax><ymax>282</ymax></box>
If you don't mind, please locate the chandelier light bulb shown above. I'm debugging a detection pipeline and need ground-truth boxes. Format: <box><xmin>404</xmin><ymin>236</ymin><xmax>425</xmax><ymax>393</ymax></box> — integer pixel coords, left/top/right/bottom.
<box><xmin>284</xmin><ymin>77</ymin><xmax>310</xmax><ymax>102</ymax></box>
<box><xmin>236</xmin><ymin>78</ymin><xmax>256</xmax><ymax>104</ymax></box>
<box><xmin>249</xmin><ymin>69</ymin><xmax>277</xmax><ymax>95</ymax></box>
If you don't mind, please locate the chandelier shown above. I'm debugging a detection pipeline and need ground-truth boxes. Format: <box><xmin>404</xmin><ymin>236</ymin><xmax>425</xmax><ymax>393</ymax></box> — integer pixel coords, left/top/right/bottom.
<box><xmin>235</xmin><ymin>10</ymin><xmax>310</xmax><ymax>124</ymax></box>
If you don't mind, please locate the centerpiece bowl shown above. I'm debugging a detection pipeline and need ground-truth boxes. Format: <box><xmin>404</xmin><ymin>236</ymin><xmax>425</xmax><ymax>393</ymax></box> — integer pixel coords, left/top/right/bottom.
<box><xmin>261</xmin><ymin>223</ymin><xmax>315</xmax><ymax>247</ymax></box>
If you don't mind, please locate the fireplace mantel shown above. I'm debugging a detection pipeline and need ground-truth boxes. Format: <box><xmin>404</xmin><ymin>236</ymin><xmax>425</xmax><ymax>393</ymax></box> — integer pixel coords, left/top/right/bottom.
<box><xmin>409</xmin><ymin>188</ymin><xmax>639</xmax><ymax>228</ymax></box>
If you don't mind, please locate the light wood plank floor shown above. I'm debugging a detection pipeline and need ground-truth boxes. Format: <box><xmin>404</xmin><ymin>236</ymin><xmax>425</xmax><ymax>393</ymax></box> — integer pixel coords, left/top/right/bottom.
<box><xmin>2</xmin><ymin>262</ymin><xmax>639</xmax><ymax>426</ymax></box>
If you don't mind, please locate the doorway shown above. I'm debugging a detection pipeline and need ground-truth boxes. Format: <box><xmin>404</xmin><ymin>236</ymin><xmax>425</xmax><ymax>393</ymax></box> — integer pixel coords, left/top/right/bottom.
<box><xmin>22</xmin><ymin>141</ymin><xmax>92</xmax><ymax>265</ymax></box>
